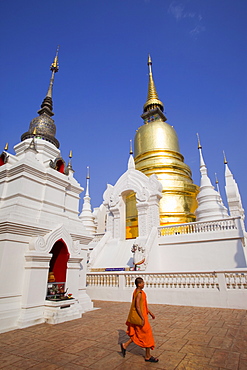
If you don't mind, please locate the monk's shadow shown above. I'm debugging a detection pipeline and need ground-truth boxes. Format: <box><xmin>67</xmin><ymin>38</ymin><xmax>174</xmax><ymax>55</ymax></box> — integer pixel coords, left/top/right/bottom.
<box><xmin>117</xmin><ymin>329</ymin><xmax>145</xmax><ymax>358</ymax></box>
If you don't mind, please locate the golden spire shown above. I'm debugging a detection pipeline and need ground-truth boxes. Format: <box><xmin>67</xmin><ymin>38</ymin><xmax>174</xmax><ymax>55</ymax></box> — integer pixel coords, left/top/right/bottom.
<box><xmin>4</xmin><ymin>143</ymin><xmax>8</xmax><ymax>151</ymax></box>
<box><xmin>67</xmin><ymin>150</ymin><xmax>74</xmax><ymax>172</ymax></box>
<box><xmin>143</xmin><ymin>55</ymin><xmax>164</xmax><ymax>113</ymax></box>
<box><xmin>50</xmin><ymin>45</ymin><xmax>59</xmax><ymax>73</ymax></box>
<box><xmin>47</xmin><ymin>45</ymin><xmax>59</xmax><ymax>99</ymax></box>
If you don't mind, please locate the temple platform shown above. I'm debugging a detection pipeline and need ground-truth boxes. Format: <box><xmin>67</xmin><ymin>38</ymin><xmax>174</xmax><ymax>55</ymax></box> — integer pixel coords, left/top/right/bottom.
<box><xmin>0</xmin><ymin>300</ymin><xmax>246</xmax><ymax>369</ymax></box>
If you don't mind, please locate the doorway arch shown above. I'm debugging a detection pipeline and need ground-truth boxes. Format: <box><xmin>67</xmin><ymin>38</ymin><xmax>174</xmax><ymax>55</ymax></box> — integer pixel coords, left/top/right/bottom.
<box><xmin>49</xmin><ymin>239</ymin><xmax>70</xmax><ymax>283</ymax></box>
<box><xmin>125</xmin><ymin>190</ymin><xmax>139</xmax><ymax>239</ymax></box>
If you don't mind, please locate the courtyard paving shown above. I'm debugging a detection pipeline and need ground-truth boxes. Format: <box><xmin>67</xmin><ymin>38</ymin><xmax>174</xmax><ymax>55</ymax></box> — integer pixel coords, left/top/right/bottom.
<box><xmin>0</xmin><ymin>300</ymin><xmax>246</xmax><ymax>369</ymax></box>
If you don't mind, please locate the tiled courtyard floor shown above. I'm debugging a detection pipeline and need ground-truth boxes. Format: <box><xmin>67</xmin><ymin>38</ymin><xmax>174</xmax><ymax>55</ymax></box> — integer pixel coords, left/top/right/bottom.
<box><xmin>0</xmin><ymin>300</ymin><xmax>246</xmax><ymax>369</ymax></box>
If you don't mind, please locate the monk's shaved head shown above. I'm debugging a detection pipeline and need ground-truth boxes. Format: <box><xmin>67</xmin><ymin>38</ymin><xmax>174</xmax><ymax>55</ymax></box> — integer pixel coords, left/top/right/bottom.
<box><xmin>135</xmin><ymin>277</ymin><xmax>144</xmax><ymax>288</ymax></box>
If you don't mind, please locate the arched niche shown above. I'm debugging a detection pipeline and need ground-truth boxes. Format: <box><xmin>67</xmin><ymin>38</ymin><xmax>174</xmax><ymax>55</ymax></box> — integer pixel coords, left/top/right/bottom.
<box><xmin>49</xmin><ymin>239</ymin><xmax>70</xmax><ymax>283</ymax></box>
<box><xmin>124</xmin><ymin>190</ymin><xmax>138</xmax><ymax>239</ymax></box>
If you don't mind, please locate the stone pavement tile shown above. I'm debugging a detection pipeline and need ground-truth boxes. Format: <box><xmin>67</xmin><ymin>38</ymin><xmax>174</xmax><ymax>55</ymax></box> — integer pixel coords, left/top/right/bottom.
<box><xmin>206</xmin><ymin>327</ymin><xmax>228</xmax><ymax>337</ymax></box>
<box><xmin>21</xmin><ymin>347</ymin><xmax>78</xmax><ymax>366</ymax></box>
<box><xmin>176</xmin><ymin>353</ymin><xmax>212</xmax><ymax>369</ymax></box>
<box><xmin>28</xmin><ymin>363</ymin><xmax>60</xmax><ymax>369</ymax></box>
<box><xmin>179</xmin><ymin>343</ymin><xmax>215</xmax><ymax>358</ymax></box>
<box><xmin>5</xmin><ymin>339</ymin><xmax>51</xmax><ymax>355</ymax></box>
<box><xmin>183</xmin><ymin>331</ymin><xmax>213</xmax><ymax>346</ymax></box>
<box><xmin>115</xmin><ymin>359</ymin><xmax>164</xmax><ymax>370</ymax></box>
<box><xmin>185</xmin><ymin>323</ymin><xmax>210</xmax><ymax>333</ymax></box>
<box><xmin>23</xmin><ymin>324</ymin><xmax>54</xmax><ymax>335</ymax></box>
<box><xmin>165</xmin><ymin>328</ymin><xmax>190</xmax><ymax>338</ymax></box>
<box><xmin>224</xmin><ymin>351</ymin><xmax>240</xmax><ymax>370</ymax></box>
<box><xmin>159</xmin><ymin>338</ymin><xmax>188</xmax><ymax>352</ymax></box>
<box><xmin>154</xmin><ymin>349</ymin><xmax>186</xmax><ymax>370</ymax></box>
<box><xmin>60</xmin><ymin>339</ymin><xmax>98</xmax><ymax>354</ymax></box>
<box><xmin>152</xmin><ymin>327</ymin><xmax>173</xmax><ymax>337</ymax></box>
<box><xmin>205</xmin><ymin>320</ymin><xmax>225</xmax><ymax>328</ymax></box>
<box><xmin>236</xmin><ymin>327</ymin><xmax>247</xmax><ymax>341</ymax></box>
<box><xmin>208</xmin><ymin>336</ymin><xmax>233</xmax><ymax>350</ymax></box>
<box><xmin>71</xmin><ymin>346</ymin><xmax>112</xmax><ymax>367</ymax></box>
<box><xmin>0</xmin><ymin>351</ymin><xmax>24</xmax><ymax>368</ymax></box>
<box><xmin>0</xmin><ymin>341</ymin><xmax>9</xmax><ymax>351</ymax></box>
<box><xmin>231</xmin><ymin>338</ymin><xmax>247</xmax><ymax>354</ymax></box>
<box><xmin>209</xmin><ymin>349</ymin><xmax>240</xmax><ymax>369</ymax></box>
<box><xmin>5</xmin><ymin>357</ymin><xmax>41</xmax><ymax>369</ymax></box>
<box><xmin>94</xmin><ymin>338</ymin><xmax>125</xmax><ymax>352</ymax></box>
<box><xmin>169</xmin><ymin>321</ymin><xmax>191</xmax><ymax>329</ymax></box>
<box><xmin>58</xmin><ymin>363</ymin><xmax>90</xmax><ymax>369</ymax></box>
<box><xmin>239</xmin><ymin>353</ymin><xmax>247</xmax><ymax>370</ymax></box>
<box><xmin>128</xmin><ymin>343</ymin><xmax>163</xmax><ymax>359</ymax></box>
<box><xmin>88</xmin><ymin>350</ymin><xmax>131</xmax><ymax>369</ymax></box>
<box><xmin>225</xmin><ymin>328</ymin><xmax>239</xmax><ymax>339</ymax></box>
<box><xmin>152</xmin><ymin>334</ymin><xmax>170</xmax><ymax>349</ymax></box>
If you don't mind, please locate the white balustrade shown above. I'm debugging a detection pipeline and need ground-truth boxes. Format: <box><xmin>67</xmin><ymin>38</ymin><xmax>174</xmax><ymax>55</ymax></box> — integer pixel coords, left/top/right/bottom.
<box><xmin>158</xmin><ymin>217</ymin><xmax>238</xmax><ymax>237</ymax></box>
<box><xmin>225</xmin><ymin>272</ymin><xmax>247</xmax><ymax>289</ymax></box>
<box><xmin>86</xmin><ymin>273</ymin><xmax>119</xmax><ymax>287</ymax></box>
<box><xmin>87</xmin><ymin>270</ymin><xmax>247</xmax><ymax>290</ymax></box>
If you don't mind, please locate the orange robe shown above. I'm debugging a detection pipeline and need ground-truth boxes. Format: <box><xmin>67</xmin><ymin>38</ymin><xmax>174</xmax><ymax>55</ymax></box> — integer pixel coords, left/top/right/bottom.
<box><xmin>126</xmin><ymin>289</ymin><xmax>155</xmax><ymax>349</ymax></box>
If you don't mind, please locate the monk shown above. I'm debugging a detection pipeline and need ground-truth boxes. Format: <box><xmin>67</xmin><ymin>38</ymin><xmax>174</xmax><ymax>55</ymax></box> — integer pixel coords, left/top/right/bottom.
<box><xmin>120</xmin><ymin>277</ymin><xmax>159</xmax><ymax>363</ymax></box>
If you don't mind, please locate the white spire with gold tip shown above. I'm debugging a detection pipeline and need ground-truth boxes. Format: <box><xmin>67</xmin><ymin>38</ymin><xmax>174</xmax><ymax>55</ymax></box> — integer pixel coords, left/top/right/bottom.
<box><xmin>67</xmin><ymin>150</ymin><xmax>74</xmax><ymax>174</ymax></box>
<box><xmin>224</xmin><ymin>152</ymin><xmax>245</xmax><ymax>221</ymax></box>
<box><xmin>195</xmin><ymin>134</ymin><xmax>228</xmax><ymax>221</ymax></box>
<box><xmin>79</xmin><ymin>166</ymin><xmax>96</xmax><ymax>234</ymax></box>
<box><xmin>128</xmin><ymin>140</ymin><xmax>135</xmax><ymax>170</ymax></box>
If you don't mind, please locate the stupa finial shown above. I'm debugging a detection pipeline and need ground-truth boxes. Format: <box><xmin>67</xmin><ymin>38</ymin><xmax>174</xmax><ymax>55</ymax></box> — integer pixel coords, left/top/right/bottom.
<box><xmin>196</xmin><ymin>133</ymin><xmax>202</xmax><ymax>149</ymax></box>
<box><xmin>21</xmin><ymin>47</ymin><xmax>60</xmax><ymax>148</ymax></box>
<box><xmin>143</xmin><ymin>55</ymin><xmax>164</xmax><ymax>113</ymax></box>
<box><xmin>129</xmin><ymin>139</ymin><xmax>133</xmax><ymax>155</ymax></box>
<box><xmin>223</xmin><ymin>150</ymin><xmax>228</xmax><ymax>164</ymax></box>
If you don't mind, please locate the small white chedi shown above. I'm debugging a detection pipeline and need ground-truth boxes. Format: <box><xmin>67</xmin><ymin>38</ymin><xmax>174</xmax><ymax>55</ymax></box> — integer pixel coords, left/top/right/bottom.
<box><xmin>0</xmin><ymin>50</ymin><xmax>93</xmax><ymax>333</ymax></box>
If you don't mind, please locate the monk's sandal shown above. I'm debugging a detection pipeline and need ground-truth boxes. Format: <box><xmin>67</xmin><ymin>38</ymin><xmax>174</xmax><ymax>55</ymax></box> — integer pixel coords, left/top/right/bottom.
<box><xmin>145</xmin><ymin>356</ymin><xmax>159</xmax><ymax>362</ymax></box>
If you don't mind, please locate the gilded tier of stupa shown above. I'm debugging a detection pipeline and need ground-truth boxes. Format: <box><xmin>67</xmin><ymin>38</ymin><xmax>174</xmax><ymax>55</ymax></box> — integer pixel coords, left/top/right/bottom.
<box><xmin>134</xmin><ymin>56</ymin><xmax>199</xmax><ymax>226</ymax></box>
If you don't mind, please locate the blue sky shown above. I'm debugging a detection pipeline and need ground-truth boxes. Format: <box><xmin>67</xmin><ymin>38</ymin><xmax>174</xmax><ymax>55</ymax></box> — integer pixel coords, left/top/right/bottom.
<box><xmin>0</xmin><ymin>0</ymin><xmax>246</xmax><ymax>217</ymax></box>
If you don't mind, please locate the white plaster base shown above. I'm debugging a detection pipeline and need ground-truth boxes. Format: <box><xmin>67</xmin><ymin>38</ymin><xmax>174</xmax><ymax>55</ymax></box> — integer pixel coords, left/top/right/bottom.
<box><xmin>44</xmin><ymin>299</ymin><xmax>82</xmax><ymax>324</ymax></box>
<box><xmin>17</xmin><ymin>306</ymin><xmax>45</xmax><ymax>329</ymax></box>
<box><xmin>0</xmin><ymin>296</ymin><xmax>21</xmax><ymax>333</ymax></box>
<box><xmin>78</xmin><ymin>289</ymin><xmax>94</xmax><ymax>311</ymax></box>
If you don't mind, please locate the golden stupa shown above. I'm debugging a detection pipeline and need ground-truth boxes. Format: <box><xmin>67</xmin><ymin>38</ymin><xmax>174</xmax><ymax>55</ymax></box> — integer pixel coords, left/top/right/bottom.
<box><xmin>134</xmin><ymin>56</ymin><xmax>199</xmax><ymax>226</ymax></box>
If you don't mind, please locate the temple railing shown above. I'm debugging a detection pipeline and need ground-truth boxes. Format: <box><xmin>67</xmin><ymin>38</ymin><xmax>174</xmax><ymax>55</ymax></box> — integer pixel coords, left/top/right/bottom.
<box><xmin>87</xmin><ymin>273</ymin><xmax>120</xmax><ymax>287</ymax></box>
<box><xmin>86</xmin><ymin>269</ymin><xmax>247</xmax><ymax>309</ymax></box>
<box><xmin>87</xmin><ymin>270</ymin><xmax>247</xmax><ymax>290</ymax></box>
<box><xmin>158</xmin><ymin>217</ymin><xmax>238</xmax><ymax>237</ymax></box>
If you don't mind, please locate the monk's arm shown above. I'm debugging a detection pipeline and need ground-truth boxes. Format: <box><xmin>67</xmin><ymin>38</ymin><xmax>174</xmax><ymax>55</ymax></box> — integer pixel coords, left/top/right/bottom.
<box><xmin>135</xmin><ymin>293</ymin><xmax>144</xmax><ymax>325</ymax></box>
<box><xmin>147</xmin><ymin>307</ymin><xmax>155</xmax><ymax>319</ymax></box>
